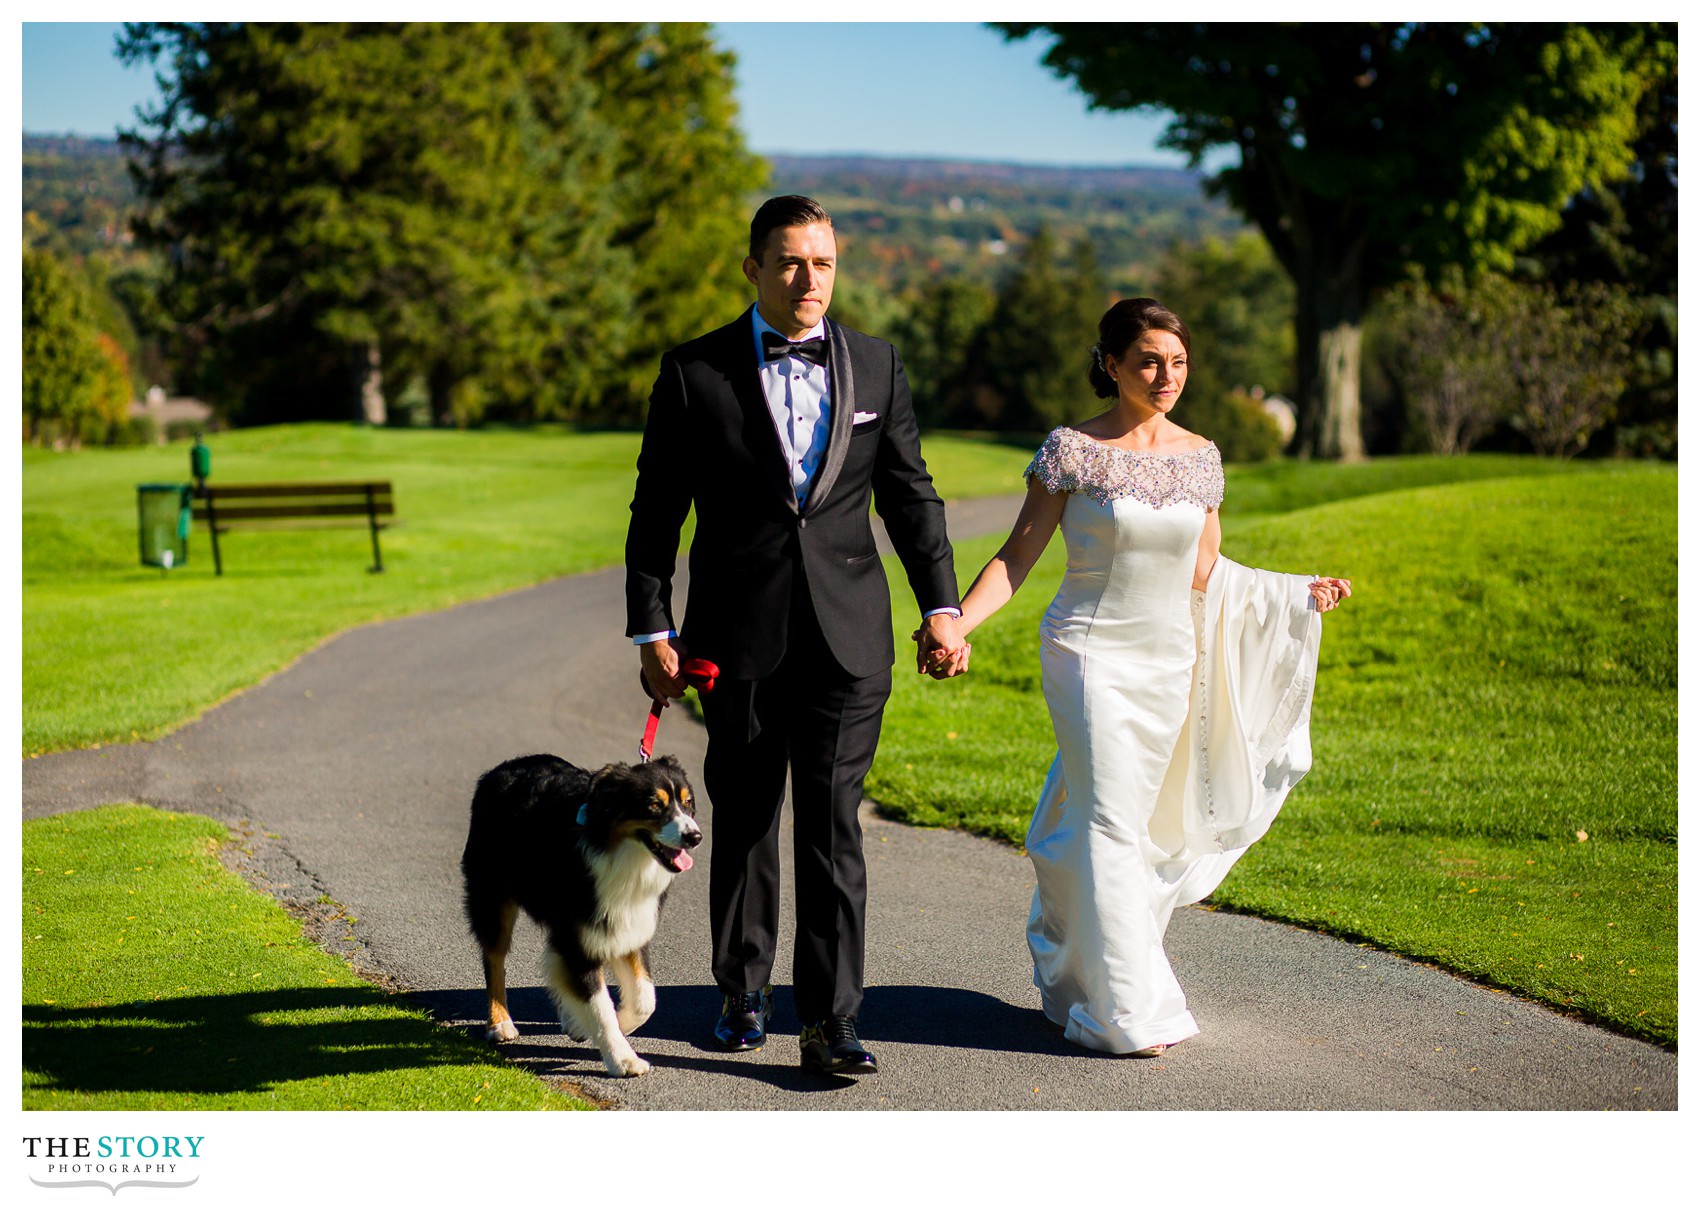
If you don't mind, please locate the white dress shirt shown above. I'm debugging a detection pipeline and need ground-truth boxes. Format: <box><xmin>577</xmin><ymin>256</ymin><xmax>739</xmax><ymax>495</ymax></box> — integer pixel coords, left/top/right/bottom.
<box><xmin>750</xmin><ymin>306</ymin><xmax>832</xmax><ymax>508</ymax></box>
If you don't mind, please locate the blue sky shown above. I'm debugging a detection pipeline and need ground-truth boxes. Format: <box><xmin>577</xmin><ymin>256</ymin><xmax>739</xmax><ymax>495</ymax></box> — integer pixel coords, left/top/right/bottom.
<box><xmin>20</xmin><ymin>20</ymin><xmax>1219</xmax><ymax>170</ymax></box>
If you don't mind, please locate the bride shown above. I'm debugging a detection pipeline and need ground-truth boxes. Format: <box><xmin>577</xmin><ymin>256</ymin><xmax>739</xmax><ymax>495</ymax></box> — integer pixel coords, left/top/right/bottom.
<box><xmin>927</xmin><ymin>298</ymin><xmax>1351</xmax><ymax>1057</ymax></box>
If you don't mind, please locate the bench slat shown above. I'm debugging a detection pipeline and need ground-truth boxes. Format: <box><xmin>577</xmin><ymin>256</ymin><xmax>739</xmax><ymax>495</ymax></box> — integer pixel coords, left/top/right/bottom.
<box><xmin>199</xmin><ymin>481</ymin><xmax>392</xmax><ymax>499</ymax></box>
<box><xmin>193</xmin><ymin>502</ymin><xmax>396</xmax><ymax>522</ymax></box>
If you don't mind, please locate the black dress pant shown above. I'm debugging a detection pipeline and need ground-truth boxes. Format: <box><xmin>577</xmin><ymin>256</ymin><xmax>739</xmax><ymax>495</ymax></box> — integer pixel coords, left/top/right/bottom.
<box><xmin>698</xmin><ymin>580</ymin><xmax>891</xmax><ymax>1023</ymax></box>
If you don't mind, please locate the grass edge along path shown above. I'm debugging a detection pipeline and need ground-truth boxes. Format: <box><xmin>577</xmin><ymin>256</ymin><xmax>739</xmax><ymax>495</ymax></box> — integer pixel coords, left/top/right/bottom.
<box><xmin>868</xmin><ymin>464</ymin><xmax>1676</xmax><ymax>1049</ymax></box>
<box><xmin>22</xmin><ymin>804</ymin><xmax>592</xmax><ymax>1111</ymax></box>
<box><xmin>25</xmin><ymin>429</ymin><xmax>1578</xmax><ymax>759</ymax></box>
<box><xmin>22</xmin><ymin>424</ymin><xmax>1032</xmax><ymax>757</ymax></box>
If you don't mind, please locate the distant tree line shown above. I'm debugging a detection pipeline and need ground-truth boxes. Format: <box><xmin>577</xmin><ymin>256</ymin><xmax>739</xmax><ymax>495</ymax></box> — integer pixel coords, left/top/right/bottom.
<box><xmin>21</xmin><ymin>22</ymin><xmax>1675</xmax><ymax>463</ymax></box>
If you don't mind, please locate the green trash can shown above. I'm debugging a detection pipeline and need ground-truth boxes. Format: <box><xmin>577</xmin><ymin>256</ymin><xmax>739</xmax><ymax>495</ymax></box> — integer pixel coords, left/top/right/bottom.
<box><xmin>137</xmin><ymin>483</ymin><xmax>192</xmax><ymax>570</ymax></box>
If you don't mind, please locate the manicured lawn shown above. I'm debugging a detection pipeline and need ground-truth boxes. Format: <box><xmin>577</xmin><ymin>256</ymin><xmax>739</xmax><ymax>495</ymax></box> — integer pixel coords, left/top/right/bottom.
<box><xmin>22</xmin><ymin>804</ymin><xmax>590</xmax><ymax>1110</ymax></box>
<box><xmin>869</xmin><ymin>462</ymin><xmax>1676</xmax><ymax>1047</ymax></box>
<box><xmin>22</xmin><ymin>423</ymin><xmax>1027</xmax><ymax>756</ymax></box>
<box><xmin>25</xmin><ymin>433</ymin><xmax>1675</xmax><ymax>1057</ymax></box>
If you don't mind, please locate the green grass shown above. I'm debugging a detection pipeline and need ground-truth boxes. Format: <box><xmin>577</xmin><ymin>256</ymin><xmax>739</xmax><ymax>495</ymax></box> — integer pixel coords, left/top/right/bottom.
<box><xmin>869</xmin><ymin>461</ymin><xmax>1677</xmax><ymax>1047</ymax></box>
<box><xmin>25</xmin><ymin>435</ymin><xmax>1676</xmax><ymax>1056</ymax></box>
<box><xmin>22</xmin><ymin>804</ymin><xmax>590</xmax><ymax>1110</ymax></box>
<box><xmin>23</xmin><ymin>423</ymin><xmax>1029</xmax><ymax>756</ymax></box>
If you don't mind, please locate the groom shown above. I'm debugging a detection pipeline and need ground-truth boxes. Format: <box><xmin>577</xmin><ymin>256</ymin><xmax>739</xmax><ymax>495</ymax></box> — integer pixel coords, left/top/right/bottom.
<box><xmin>625</xmin><ymin>195</ymin><xmax>964</xmax><ymax>1075</ymax></box>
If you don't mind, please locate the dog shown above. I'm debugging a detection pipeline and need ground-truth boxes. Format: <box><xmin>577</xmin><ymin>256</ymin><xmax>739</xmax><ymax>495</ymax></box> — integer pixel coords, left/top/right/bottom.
<box><xmin>460</xmin><ymin>753</ymin><xmax>701</xmax><ymax>1077</ymax></box>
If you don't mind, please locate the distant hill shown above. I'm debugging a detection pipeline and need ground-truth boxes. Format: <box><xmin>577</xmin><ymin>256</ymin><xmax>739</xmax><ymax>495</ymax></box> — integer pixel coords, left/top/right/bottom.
<box><xmin>764</xmin><ymin>153</ymin><xmax>1242</xmax><ymax>292</ymax></box>
<box><xmin>23</xmin><ymin>134</ymin><xmax>141</xmax><ymax>259</ymax></box>
<box><xmin>766</xmin><ymin>152</ymin><xmax>1213</xmax><ymax>192</ymax></box>
<box><xmin>22</xmin><ymin>135</ymin><xmax>1242</xmax><ymax>291</ymax></box>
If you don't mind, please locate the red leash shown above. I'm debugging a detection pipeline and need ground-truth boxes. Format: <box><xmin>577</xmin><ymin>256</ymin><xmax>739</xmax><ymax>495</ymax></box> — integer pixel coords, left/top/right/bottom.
<box><xmin>639</xmin><ymin>658</ymin><xmax>719</xmax><ymax>762</ymax></box>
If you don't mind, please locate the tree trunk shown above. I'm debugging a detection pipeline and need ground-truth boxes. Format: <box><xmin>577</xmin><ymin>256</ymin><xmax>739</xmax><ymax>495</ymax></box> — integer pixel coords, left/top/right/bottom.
<box><xmin>359</xmin><ymin>341</ymin><xmax>387</xmax><ymax>426</ymax></box>
<box><xmin>429</xmin><ymin>365</ymin><xmax>455</xmax><ymax>428</ymax></box>
<box><xmin>1293</xmin><ymin>267</ymin><xmax>1368</xmax><ymax>461</ymax></box>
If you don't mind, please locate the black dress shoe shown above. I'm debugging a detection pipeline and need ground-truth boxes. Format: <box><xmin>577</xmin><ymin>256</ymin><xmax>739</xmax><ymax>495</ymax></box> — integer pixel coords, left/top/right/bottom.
<box><xmin>714</xmin><ymin>985</ymin><xmax>771</xmax><ymax>1051</ymax></box>
<box><xmin>799</xmin><ymin>1015</ymin><xmax>878</xmax><ymax>1075</ymax></box>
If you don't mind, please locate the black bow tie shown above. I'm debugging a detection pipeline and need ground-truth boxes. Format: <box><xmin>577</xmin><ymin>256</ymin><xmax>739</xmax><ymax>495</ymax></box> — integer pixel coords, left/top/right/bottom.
<box><xmin>761</xmin><ymin>330</ymin><xmax>829</xmax><ymax>366</ymax></box>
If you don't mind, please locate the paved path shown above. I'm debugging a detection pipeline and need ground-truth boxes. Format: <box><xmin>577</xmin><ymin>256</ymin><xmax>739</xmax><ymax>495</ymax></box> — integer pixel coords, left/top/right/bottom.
<box><xmin>23</xmin><ymin>495</ymin><xmax>1676</xmax><ymax>1110</ymax></box>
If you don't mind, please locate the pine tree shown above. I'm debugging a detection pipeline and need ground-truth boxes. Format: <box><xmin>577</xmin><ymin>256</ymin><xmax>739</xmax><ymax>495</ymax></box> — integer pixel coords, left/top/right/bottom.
<box><xmin>117</xmin><ymin>22</ymin><xmax>762</xmax><ymax>426</ymax></box>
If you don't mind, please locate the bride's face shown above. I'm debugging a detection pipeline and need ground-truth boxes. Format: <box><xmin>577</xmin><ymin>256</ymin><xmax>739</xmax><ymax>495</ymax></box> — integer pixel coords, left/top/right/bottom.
<box><xmin>1111</xmin><ymin>330</ymin><xmax>1188</xmax><ymax>414</ymax></box>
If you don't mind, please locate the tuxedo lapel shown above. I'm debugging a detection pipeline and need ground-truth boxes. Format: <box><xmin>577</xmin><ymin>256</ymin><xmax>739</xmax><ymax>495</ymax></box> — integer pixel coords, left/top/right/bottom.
<box><xmin>805</xmin><ymin>317</ymin><xmax>857</xmax><ymax>516</ymax></box>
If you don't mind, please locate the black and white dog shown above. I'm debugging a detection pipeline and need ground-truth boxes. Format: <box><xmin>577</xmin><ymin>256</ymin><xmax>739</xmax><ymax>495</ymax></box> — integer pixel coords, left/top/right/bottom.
<box><xmin>460</xmin><ymin>753</ymin><xmax>701</xmax><ymax>1077</ymax></box>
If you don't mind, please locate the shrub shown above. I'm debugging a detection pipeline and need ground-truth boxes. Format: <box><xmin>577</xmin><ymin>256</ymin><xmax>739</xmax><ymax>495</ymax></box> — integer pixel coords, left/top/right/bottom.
<box><xmin>1184</xmin><ymin>387</ymin><xmax>1286</xmax><ymax>463</ymax></box>
<box><xmin>1379</xmin><ymin>277</ymin><xmax>1513</xmax><ymax>455</ymax></box>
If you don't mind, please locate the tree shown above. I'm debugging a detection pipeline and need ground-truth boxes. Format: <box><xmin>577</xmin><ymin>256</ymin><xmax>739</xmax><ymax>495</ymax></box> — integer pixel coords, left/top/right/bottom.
<box><xmin>996</xmin><ymin>22</ymin><xmax>1664</xmax><ymax>459</ymax></box>
<box><xmin>579</xmin><ymin>24</ymin><xmax>767</xmax><ymax>422</ymax></box>
<box><xmin>1498</xmin><ymin>279</ymin><xmax>1638</xmax><ymax>458</ymax></box>
<box><xmin>90</xmin><ymin>334</ymin><xmax>136</xmax><ymax>435</ymax></box>
<box><xmin>1522</xmin><ymin>29</ymin><xmax>1677</xmax><ymax>456</ymax></box>
<box><xmin>888</xmin><ymin>276</ymin><xmax>997</xmax><ymax>425</ymax></box>
<box><xmin>23</xmin><ymin>248</ymin><xmax>105</xmax><ymax>444</ymax></box>
<box><xmin>1378</xmin><ymin>274</ymin><xmax>1515</xmax><ymax>455</ymax></box>
<box><xmin>968</xmin><ymin>227</ymin><xmax>1107</xmax><ymax>431</ymax></box>
<box><xmin>117</xmin><ymin>22</ymin><xmax>760</xmax><ymax>427</ymax></box>
<box><xmin>1154</xmin><ymin>231</ymin><xmax>1293</xmax><ymax>460</ymax></box>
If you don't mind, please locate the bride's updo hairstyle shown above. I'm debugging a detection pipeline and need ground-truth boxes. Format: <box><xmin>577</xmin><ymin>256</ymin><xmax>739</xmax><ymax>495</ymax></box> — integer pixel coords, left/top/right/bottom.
<box><xmin>1088</xmin><ymin>298</ymin><xmax>1192</xmax><ymax>400</ymax></box>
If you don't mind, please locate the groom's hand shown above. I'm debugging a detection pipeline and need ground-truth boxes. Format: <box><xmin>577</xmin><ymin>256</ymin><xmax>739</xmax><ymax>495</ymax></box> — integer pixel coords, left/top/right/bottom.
<box><xmin>640</xmin><ymin>637</ymin><xmax>689</xmax><ymax>704</ymax></box>
<box><xmin>914</xmin><ymin>614</ymin><xmax>970</xmax><ymax>679</ymax></box>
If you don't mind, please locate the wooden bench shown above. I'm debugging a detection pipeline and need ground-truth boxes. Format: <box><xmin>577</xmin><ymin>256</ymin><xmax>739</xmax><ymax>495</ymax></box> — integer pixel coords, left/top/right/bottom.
<box><xmin>192</xmin><ymin>481</ymin><xmax>394</xmax><ymax>576</ymax></box>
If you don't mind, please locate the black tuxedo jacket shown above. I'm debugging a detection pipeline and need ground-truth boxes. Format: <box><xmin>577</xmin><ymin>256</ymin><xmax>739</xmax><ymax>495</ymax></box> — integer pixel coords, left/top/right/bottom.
<box><xmin>625</xmin><ymin>310</ymin><xmax>959</xmax><ymax>681</ymax></box>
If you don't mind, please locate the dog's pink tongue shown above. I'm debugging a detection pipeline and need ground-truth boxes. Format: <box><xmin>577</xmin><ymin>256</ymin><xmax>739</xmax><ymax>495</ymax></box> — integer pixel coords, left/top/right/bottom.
<box><xmin>675</xmin><ymin>852</ymin><xmax>694</xmax><ymax>872</ymax></box>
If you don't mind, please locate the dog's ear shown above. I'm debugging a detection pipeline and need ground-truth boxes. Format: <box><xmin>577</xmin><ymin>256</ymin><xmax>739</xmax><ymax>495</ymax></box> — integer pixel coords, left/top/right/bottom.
<box><xmin>588</xmin><ymin>762</ymin><xmax>631</xmax><ymax>791</ymax></box>
<box><xmin>584</xmin><ymin>762</ymin><xmax>639</xmax><ymax>811</ymax></box>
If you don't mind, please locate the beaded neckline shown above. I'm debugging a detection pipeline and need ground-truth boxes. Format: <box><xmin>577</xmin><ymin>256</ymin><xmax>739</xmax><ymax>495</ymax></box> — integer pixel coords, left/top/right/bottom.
<box><xmin>1059</xmin><ymin>427</ymin><xmax>1217</xmax><ymax>460</ymax></box>
<box><xmin>1025</xmin><ymin>425</ymin><xmax>1225</xmax><ymax>511</ymax></box>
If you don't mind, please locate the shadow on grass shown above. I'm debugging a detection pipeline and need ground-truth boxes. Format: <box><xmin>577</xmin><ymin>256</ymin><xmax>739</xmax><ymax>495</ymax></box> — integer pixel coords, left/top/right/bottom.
<box><xmin>24</xmin><ymin>986</ymin><xmax>485</xmax><ymax>1096</ymax></box>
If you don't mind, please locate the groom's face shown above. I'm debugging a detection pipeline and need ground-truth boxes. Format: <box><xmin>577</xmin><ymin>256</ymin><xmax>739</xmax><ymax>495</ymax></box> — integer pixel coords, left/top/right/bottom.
<box><xmin>744</xmin><ymin>222</ymin><xmax>837</xmax><ymax>338</ymax></box>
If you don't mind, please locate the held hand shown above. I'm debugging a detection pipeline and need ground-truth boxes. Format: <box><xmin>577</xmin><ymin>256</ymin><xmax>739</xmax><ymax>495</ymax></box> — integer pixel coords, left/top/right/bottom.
<box><xmin>1309</xmin><ymin>577</ymin><xmax>1353</xmax><ymax>614</ymax></box>
<box><xmin>639</xmin><ymin>637</ymin><xmax>689</xmax><ymax>705</ymax></box>
<box><xmin>913</xmin><ymin>614</ymin><xmax>971</xmax><ymax>679</ymax></box>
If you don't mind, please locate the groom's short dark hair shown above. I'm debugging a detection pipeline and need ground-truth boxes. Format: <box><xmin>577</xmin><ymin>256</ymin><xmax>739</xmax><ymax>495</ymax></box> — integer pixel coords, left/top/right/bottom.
<box><xmin>749</xmin><ymin>195</ymin><xmax>833</xmax><ymax>263</ymax></box>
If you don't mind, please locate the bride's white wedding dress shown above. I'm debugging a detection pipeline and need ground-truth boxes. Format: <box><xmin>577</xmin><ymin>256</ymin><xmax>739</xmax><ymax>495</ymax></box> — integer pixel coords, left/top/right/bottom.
<box><xmin>1023</xmin><ymin>426</ymin><xmax>1324</xmax><ymax>1054</ymax></box>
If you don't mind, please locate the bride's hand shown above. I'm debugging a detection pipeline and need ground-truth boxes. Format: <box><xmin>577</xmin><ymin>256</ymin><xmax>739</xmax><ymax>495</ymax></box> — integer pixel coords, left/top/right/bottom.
<box><xmin>1309</xmin><ymin>577</ymin><xmax>1352</xmax><ymax>613</ymax></box>
<box><xmin>925</xmin><ymin>642</ymin><xmax>971</xmax><ymax>679</ymax></box>
<box><xmin>913</xmin><ymin>628</ymin><xmax>972</xmax><ymax>678</ymax></box>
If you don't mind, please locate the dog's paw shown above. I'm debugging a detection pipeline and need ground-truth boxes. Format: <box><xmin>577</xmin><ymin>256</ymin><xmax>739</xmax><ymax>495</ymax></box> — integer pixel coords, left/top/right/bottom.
<box><xmin>603</xmin><ymin>1050</ymin><xmax>650</xmax><ymax>1078</ymax></box>
<box><xmin>486</xmin><ymin>1019</ymin><xmax>520</xmax><ymax>1043</ymax></box>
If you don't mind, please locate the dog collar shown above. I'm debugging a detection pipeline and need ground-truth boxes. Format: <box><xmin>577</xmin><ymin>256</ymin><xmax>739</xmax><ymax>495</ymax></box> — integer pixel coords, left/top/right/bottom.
<box><xmin>575</xmin><ymin>801</ymin><xmax>589</xmax><ymax>827</ymax></box>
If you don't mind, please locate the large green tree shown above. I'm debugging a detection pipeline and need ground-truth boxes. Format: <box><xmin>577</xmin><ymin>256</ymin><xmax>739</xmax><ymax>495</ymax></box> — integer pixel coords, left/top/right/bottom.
<box><xmin>997</xmin><ymin>22</ymin><xmax>1664</xmax><ymax>458</ymax></box>
<box><xmin>1522</xmin><ymin>30</ymin><xmax>1677</xmax><ymax>456</ymax></box>
<box><xmin>967</xmin><ymin>227</ymin><xmax>1107</xmax><ymax>432</ymax></box>
<box><xmin>117</xmin><ymin>22</ymin><xmax>760</xmax><ymax>426</ymax></box>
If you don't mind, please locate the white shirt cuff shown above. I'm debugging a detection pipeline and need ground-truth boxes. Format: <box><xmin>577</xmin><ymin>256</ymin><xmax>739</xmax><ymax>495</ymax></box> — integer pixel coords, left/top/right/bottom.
<box><xmin>632</xmin><ymin>630</ymin><xmax>677</xmax><ymax>645</ymax></box>
<box><xmin>922</xmin><ymin>608</ymin><xmax>961</xmax><ymax>619</ymax></box>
